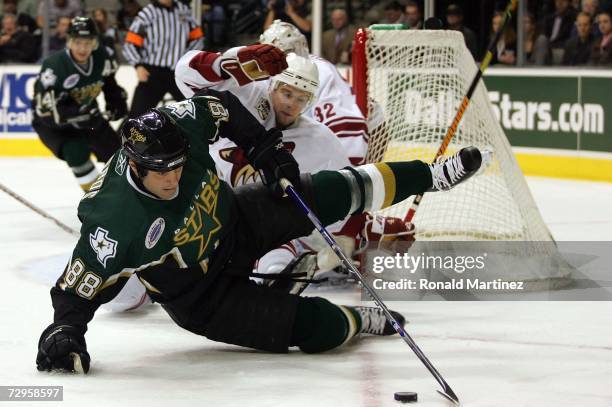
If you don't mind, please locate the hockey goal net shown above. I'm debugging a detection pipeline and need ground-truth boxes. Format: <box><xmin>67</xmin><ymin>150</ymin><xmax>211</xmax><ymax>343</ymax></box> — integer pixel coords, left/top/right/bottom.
<box><xmin>352</xmin><ymin>27</ymin><xmax>572</xmax><ymax>288</ymax></box>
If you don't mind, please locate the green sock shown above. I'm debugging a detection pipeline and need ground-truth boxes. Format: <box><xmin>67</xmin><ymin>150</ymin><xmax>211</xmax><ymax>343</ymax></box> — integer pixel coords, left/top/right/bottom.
<box><xmin>311</xmin><ymin>170</ymin><xmax>353</xmax><ymax>226</ymax></box>
<box><xmin>61</xmin><ymin>139</ymin><xmax>91</xmax><ymax>167</ymax></box>
<box><xmin>291</xmin><ymin>297</ymin><xmax>361</xmax><ymax>353</ymax></box>
<box><xmin>311</xmin><ymin>160</ymin><xmax>432</xmax><ymax>219</ymax></box>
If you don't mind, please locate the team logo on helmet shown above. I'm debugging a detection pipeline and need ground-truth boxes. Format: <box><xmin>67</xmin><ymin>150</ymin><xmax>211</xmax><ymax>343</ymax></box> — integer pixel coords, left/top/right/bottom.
<box><xmin>129</xmin><ymin>127</ymin><xmax>147</xmax><ymax>143</ymax></box>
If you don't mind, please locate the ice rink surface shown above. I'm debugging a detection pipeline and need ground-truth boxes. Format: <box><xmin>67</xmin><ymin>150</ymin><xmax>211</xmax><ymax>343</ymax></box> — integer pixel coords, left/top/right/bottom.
<box><xmin>1</xmin><ymin>157</ymin><xmax>611</xmax><ymax>407</ymax></box>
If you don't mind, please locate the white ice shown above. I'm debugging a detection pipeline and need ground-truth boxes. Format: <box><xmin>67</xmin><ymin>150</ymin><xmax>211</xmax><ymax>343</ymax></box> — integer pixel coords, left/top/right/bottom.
<box><xmin>1</xmin><ymin>157</ymin><xmax>611</xmax><ymax>407</ymax></box>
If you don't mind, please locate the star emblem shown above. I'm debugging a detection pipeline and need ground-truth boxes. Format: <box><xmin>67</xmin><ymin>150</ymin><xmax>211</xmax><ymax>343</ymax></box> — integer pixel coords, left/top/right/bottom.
<box><xmin>166</xmin><ymin>100</ymin><xmax>196</xmax><ymax>119</ymax></box>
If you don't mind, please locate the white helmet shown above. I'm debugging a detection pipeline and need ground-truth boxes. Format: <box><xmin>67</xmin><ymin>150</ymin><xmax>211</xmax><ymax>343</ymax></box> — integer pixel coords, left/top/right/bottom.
<box><xmin>271</xmin><ymin>53</ymin><xmax>319</xmax><ymax>102</ymax></box>
<box><xmin>260</xmin><ymin>20</ymin><xmax>309</xmax><ymax>57</ymax></box>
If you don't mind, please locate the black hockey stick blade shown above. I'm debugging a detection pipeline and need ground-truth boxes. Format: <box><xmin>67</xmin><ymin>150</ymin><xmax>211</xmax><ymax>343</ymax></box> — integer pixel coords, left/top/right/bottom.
<box><xmin>438</xmin><ymin>388</ymin><xmax>460</xmax><ymax>405</ymax></box>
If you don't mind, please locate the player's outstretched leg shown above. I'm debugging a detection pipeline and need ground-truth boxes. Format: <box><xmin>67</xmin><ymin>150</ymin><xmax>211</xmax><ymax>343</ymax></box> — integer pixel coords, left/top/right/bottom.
<box><xmin>308</xmin><ymin>146</ymin><xmax>486</xmax><ymax>227</ymax></box>
<box><xmin>428</xmin><ymin>146</ymin><xmax>490</xmax><ymax>191</ymax></box>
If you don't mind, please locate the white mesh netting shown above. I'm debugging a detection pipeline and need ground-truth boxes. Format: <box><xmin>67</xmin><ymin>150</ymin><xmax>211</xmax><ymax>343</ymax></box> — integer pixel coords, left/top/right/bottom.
<box><xmin>359</xmin><ymin>28</ymin><xmax>573</xmax><ymax>287</ymax></box>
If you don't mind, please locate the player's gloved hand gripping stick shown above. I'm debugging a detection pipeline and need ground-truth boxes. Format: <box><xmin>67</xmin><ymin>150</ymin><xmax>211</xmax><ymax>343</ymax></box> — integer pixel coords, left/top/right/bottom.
<box><xmin>279</xmin><ymin>178</ymin><xmax>460</xmax><ymax>405</ymax></box>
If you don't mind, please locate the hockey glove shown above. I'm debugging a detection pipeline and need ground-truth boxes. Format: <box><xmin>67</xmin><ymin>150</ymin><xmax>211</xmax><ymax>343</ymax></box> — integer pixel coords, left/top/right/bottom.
<box><xmin>54</xmin><ymin>93</ymin><xmax>81</xmax><ymax>125</ymax></box>
<box><xmin>357</xmin><ymin>212</ymin><xmax>416</xmax><ymax>252</ymax></box>
<box><xmin>247</xmin><ymin>128</ymin><xmax>300</xmax><ymax>197</ymax></box>
<box><xmin>36</xmin><ymin>324</ymin><xmax>90</xmax><ymax>374</ymax></box>
<box><xmin>105</xmin><ymin>89</ymin><xmax>128</xmax><ymax>121</ymax></box>
<box><xmin>221</xmin><ymin>44</ymin><xmax>287</xmax><ymax>85</ymax></box>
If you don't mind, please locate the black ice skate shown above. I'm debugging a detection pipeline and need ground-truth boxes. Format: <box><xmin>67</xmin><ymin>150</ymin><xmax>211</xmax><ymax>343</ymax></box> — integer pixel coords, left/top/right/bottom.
<box><xmin>353</xmin><ymin>306</ymin><xmax>406</xmax><ymax>336</ymax></box>
<box><xmin>427</xmin><ymin>146</ymin><xmax>490</xmax><ymax>192</ymax></box>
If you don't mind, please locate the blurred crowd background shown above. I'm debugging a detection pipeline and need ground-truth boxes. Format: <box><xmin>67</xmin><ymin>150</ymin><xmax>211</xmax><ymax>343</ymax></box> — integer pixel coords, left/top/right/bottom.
<box><xmin>0</xmin><ymin>0</ymin><xmax>610</xmax><ymax>67</ymax></box>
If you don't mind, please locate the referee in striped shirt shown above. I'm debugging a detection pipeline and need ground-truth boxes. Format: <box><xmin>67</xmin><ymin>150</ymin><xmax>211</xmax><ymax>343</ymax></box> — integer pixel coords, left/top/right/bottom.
<box><xmin>122</xmin><ymin>0</ymin><xmax>204</xmax><ymax>117</ymax></box>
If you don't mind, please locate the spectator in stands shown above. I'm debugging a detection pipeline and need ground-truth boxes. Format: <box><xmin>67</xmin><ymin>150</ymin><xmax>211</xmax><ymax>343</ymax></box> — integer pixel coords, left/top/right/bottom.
<box><xmin>382</xmin><ymin>1</ymin><xmax>408</xmax><ymax>25</ymax></box>
<box><xmin>570</xmin><ymin>0</ymin><xmax>601</xmax><ymax>37</ymax></box>
<box><xmin>405</xmin><ymin>1</ymin><xmax>422</xmax><ymax>29</ymax></box>
<box><xmin>581</xmin><ymin>0</ymin><xmax>600</xmax><ymax>18</ymax></box>
<box><xmin>322</xmin><ymin>8</ymin><xmax>355</xmax><ymax>64</ymax></box>
<box><xmin>524</xmin><ymin>12</ymin><xmax>551</xmax><ymax>65</ymax></box>
<box><xmin>543</xmin><ymin>0</ymin><xmax>578</xmax><ymax>48</ymax></box>
<box><xmin>563</xmin><ymin>12</ymin><xmax>595</xmax><ymax>64</ymax></box>
<box><xmin>92</xmin><ymin>8</ymin><xmax>117</xmax><ymax>48</ymax></box>
<box><xmin>590</xmin><ymin>10</ymin><xmax>612</xmax><ymax>65</ymax></box>
<box><xmin>490</xmin><ymin>10</ymin><xmax>517</xmax><ymax>65</ymax></box>
<box><xmin>37</xmin><ymin>0</ymin><xmax>83</xmax><ymax>30</ymax></box>
<box><xmin>264</xmin><ymin>0</ymin><xmax>311</xmax><ymax>41</ymax></box>
<box><xmin>17</xmin><ymin>0</ymin><xmax>37</xmax><ymax>23</ymax></box>
<box><xmin>49</xmin><ymin>15</ymin><xmax>70</xmax><ymax>52</ymax></box>
<box><xmin>117</xmin><ymin>0</ymin><xmax>141</xmax><ymax>34</ymax></box>
<box><xmin>1</xmin><ymin>0</ymin><xmax>36</xmax><ymax>33</ymax></box>
<box><xmin>202</xmin><ymin>1</ymin><xmax>226</xmax><ymax>51</ymax></box>
<box><xmin>0</xmin><ymin>13</ymin><xmax>37</xmax><ymax>62</ymax></box>
<box><xmin>446</xmin><ymin>4</ymin><xmax>478</xmax><ymax>59</ymax></box>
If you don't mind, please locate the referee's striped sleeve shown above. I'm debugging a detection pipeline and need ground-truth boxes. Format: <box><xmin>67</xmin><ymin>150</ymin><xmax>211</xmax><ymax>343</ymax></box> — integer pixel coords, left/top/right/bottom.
<box><xmin>186</xmin><ymin>12</ymin><xmax>204</xmax><ymax>51</ymax></box>
<box><xmin>122</xmin><ymin>3</ymin><xmax>204</xmax><ymax>69</ymax></box>
<box><xmin>122</xmin><ymin>16</ymin><xmax>145</xmax><ymax>65</ymax></box>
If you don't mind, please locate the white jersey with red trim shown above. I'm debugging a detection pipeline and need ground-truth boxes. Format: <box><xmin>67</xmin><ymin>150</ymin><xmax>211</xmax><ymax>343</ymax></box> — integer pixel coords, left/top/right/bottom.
<box><xmin>307</xmin><ymin>55</ymin><xmax>369</xmax><ymax>166</ymax></box>
<box><xmin>175</xmin><ymin>48</ymin><xmax>351</xmax><ymax>185</ymax></box>
<box><xmin>175</xmin><ymin>49</ymin><xmax>368</xmax><ymax>165</ymax></box>
<box><xmin>210</xmin><ymin>115</ymin><xmax>350</xmax><ymax>188</ymax></box>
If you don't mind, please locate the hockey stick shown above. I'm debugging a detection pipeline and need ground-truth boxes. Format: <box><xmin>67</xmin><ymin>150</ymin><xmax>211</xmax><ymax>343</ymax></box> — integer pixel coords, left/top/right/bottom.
<box><xmin>0</xmin><ymin>182</ymin><xmax>78</xmax><ymax>236</ymax></box>
<box><xmin>404</xmin><ymin>0</ymin><xmax>518</xmax><ymax>224</ymax></box>
<box><xmin>280</xmin><ymin>178</ymin><xmax>460</xmax><ymax>405</ymax></box>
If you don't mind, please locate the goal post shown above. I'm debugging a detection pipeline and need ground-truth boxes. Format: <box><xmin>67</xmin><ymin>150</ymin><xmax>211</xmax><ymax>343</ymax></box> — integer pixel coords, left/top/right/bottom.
<box><xmin>352</xmin><ymin>27</ymin><xmax>573</xmax><ymax>289</ymax></box>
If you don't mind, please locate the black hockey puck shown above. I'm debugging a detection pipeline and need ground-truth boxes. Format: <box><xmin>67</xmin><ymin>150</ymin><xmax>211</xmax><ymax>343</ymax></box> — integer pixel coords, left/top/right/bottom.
<box><xmin>394</xmin><ymin>392</ymin><xmax>418</xmax><ymax>403</ymax></box>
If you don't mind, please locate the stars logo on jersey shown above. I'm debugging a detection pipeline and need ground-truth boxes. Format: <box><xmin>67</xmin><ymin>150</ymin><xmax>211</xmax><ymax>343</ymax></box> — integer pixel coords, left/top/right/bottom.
<box><xmin>40</xmin><ymin>68</ymin><xmax>57</xmax><ymax>88</ymax></box>
<box><xmin>174</xmin><ymin>170</ymin><xmax>222</xmax><ymax>260</ymax></box>
<box><xmin>219</xmin><ymin>141</ymin><xmax>295</xmax><ymax>187</ymax></box>
<box><xmin>89</xmin><ymin>227</ymin><xmax>118</xmax><ymax>267</ymax></box>
<box><xmin>166</xmin><ymin>100</ymin><xmax>196</xmax><ymax>119</ymax></box>
<box><xmin>255</xmin><ymin>98</ymin><xmax>271</xmax><ymax>121</ymax></box>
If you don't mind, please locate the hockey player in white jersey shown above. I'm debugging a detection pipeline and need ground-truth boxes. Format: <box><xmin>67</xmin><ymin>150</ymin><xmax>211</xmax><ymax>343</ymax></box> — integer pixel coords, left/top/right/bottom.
<box><xmin>174</xmin><ymin>45</ymin><xmax>357</xmax><ymax>288</ymax></box>
<box><xmin>259</xmin><ymin>20</ymin><xmax>369</xmax><ymax>165</ymax></box>
<box><xmin>175</xmin><ymin>48</ymin><xmax>350</xmax><ymax>183</ymax></box>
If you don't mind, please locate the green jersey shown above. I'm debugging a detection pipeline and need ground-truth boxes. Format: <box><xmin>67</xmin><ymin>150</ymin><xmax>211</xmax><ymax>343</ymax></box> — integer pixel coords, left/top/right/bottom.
<box><xmin>51</xmin><ymin>91</ymin><xmax>270</xmax><ymax>327</ymax></box>
<box><xmin>33</xmin><ymin>45</ymin><xmax>119</xmax><ymax>124</ymax></box>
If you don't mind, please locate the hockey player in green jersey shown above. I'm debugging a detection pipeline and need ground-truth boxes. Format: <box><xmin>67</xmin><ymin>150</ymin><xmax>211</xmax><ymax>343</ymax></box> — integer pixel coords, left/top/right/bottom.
<box><xmin>35</xmin><ymin>88</ymin><xmax>484</xmax><ymax>373</ymax></box>
<box><xmin>32</xmin><ymin>17</ymin><xmax>128</xmax><ymax>192</ymax></box>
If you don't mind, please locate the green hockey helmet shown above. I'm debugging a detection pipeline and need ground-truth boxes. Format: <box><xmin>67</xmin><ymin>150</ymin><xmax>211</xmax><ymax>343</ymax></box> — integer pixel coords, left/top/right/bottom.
<box><xmin>67</xmin><ymin>17</ymin><xmax>98</xmax><ymax>39</ymax></box>
<box><xmin>121</xmin><ymin>109</ymin><xmax>189</xmax><ymax>174</ymax></box>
